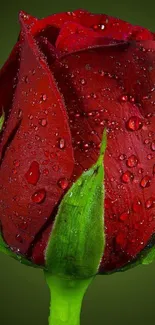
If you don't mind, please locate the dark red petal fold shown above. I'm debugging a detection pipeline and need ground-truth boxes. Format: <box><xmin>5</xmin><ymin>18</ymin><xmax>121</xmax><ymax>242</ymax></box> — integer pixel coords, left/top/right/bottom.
<box><xmin>19</xmin><ymin>9</ymin><xmax>155</xmax><ymax>48</ymax></box>
<box><xmin>0</xmin><ymin>42</ymin><xmax>20</xmax><ymax>134</ymax></box>
<box><xmin>55</xmin><ymin>21</ymin><xmax>125</xmax><ymax>53</ymax></box>
<box><xmin>0</xmin><ymin>16</ymin><xmax>74</xmax><ymax>256</ymax></box>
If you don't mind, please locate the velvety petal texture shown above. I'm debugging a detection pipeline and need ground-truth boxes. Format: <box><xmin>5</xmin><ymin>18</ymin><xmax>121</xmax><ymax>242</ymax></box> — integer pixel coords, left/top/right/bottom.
<box><xmin>0</xmin><ymin>14</ymin><xmax>74</xmax><ymax>256</ymax></box>
<box><xmin>0</xmin><ymin>9</ymin><xmax>155</xmax><ymax>272</ymax></box>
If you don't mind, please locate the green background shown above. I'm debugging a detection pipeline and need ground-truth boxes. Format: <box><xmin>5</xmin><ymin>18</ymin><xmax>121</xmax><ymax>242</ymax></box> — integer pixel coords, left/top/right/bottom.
<box><xmin>0</xmin><ymin>0</ymin><xmax>155</xmax><ymax>324</ymax></box>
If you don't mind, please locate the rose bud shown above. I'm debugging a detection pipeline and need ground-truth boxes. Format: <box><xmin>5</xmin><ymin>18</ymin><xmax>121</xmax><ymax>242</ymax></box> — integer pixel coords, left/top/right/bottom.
<box><xmin>0</xmin><ymin>9</ymin><xmax>155</xmax><ymax>325</ymax></box>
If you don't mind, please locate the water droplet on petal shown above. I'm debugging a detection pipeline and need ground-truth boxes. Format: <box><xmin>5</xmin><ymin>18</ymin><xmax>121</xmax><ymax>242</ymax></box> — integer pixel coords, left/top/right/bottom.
<box><xmin>59</xmin><ymin>138</ymin><xmax>65</xmax><ymax>149</ymax></box>
<box><xmin>80</xmin><ymin>78</ymin><xmax>86</xmax><ymax>85</ymax></box>
<box><xmin>126</xmin><ymin>155</ymin><xmax>138</xmax><ymax>167</ymax></box>
<box><xmin>133</xmin><ymin>198</ymin><xmax>142</xmax><ymax>212</ymax></box>
<box><xmin>144</xmin><ymin>139</ymin><xmax>150</xmax><ymax>145</ymax></box>
<box><xmin>24</xmin><ymin>76</ymin><xmax>28</xmax><ymax>83</ymax></box>
<box><xmin>120</xmin><ymin>95</ymin><xmax>128</xmax><ymax>102</ymax></box>
<box><xmin>39</xmin><ymin>118</ymin><xmax>47</xmax><ymax>127</ymax></box>
<box><xmin>151</xmin><ymin>141</ymin><xmax>155</xmax><ymax>151</ymax></box>
<box><xmin>129</xmin><ymin>95</ymin><xmax>135</xmax><ymax>103</ymax></box>
<box><xmin>18</xmin><ymin>221</ymin><xmax>28</xmax><ymax>230</ymax></box>
<box><xmin>121</xmin><ymin>171</ymin><xmax>134</xmax><ymax>183</ymax></box>
<box><xmin>66</xmin><ymin>11</ymin><xmax>76</xmax><ymax>16</ymax></box>
<box><xmin>52</xmin><ymin>164</ymin><xmax>59</xmax><ymax>172</ymax></box>
<box><xmin>43</xmin><ymin>168</ymin><xmax>49</xmax><ymax>176</ymax></box>
<box><xmin>58</xmin><ymin>178</ymin><xmax>69</xmax><ymax>190</ymax></box>
<box><xmin>18</xmin><ymin>109</ymin><xmax>23</xmax><ymax>119</ymax></box>
<box><xmin>16</xmin><ymin>234</ymin><xmax>23</xmax><ymax>243</ymax></box>
<box><xmin>116</xmin><ymin>232</ymin><xmax>127</xmax><ymax>247</ymax></box>
<box><xmin>140</xmin><ymin>175</ymin><xmax>151</xmax><ymax>188</ymax></box>
<box><xmin>119</xmin><ymin>154</ymin><xmax>126</xmax><ymax>161</ymax></box>
<box><xmin>119</xmin><ymin>211</ymin><xmax>129</xmax><ymax>221</ymax></box>
<box><xmin>25</xmin><ymin>161</ymin><xmax>40</xmax><ymax>185</ymax></box>
<box><xmin>41</xmin><ymin>94</ymin><xmax>47</xmax><ymax>101</ymax></box>
<box><xmin>93</xmin><ymin>24</ymin><xmax>105</xmax><ymax>30</ymax></box>
<box><xmin>126</xmin><ymin>116</ymin><xmax>143</xmax><ymax>131</ymax></box>
<box><xmin>138</xmin><ymin>168</ymin><xmax>144</xmax><ymax>174</ymax></box>
<box><xmin>14</xmin><ymin>160</ymin><xmax>20</xmax><ymax>167</ymax></box>
<box><xmin>147</xmin><ymin>154</ymin><xmax>153</xmax><ymax>160</ymax></box>
<box><xmin>145</xmin><ymin>198</ymin><xmax>154</xmax><ymax>209</ymax></box>
<box><xmin>31</xmin><ymin>189</ymin><xmax>46</xmax><ymax>203</ymax></box>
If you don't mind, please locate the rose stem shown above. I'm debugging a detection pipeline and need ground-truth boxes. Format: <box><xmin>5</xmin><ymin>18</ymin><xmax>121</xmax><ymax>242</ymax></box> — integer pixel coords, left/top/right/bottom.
<box><xmin>44</xmin><ymin>272</ymin><xmax>94</xmax><ymax>325</ymax></box>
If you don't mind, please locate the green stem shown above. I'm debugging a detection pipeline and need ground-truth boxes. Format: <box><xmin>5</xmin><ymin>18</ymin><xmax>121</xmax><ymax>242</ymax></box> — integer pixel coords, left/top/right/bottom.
<box><xmin>44</xmin><ymin>272</ymin><xmax>94</xmax><ymax>325</ymax></box>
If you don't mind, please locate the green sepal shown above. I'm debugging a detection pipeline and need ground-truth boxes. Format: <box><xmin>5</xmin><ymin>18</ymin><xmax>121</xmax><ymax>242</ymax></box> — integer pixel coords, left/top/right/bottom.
<box><xmin>0</xmin><ymin>109</ymin><xmax>5</xmax><ymax>132</ymax></box>
<box><xmin>45</xmin><ymin>130</ymin><xmax>107</xmax><ymax>279</ymax></box>
<box><xmin>0</xmin><ymin>233</ymin><xmax>42</xmax><ymax>269</ymax></box>
<box><xmin>141</xmin><ymin>246</ymin><xmax>155</xmax><ymax>265</ymax></box>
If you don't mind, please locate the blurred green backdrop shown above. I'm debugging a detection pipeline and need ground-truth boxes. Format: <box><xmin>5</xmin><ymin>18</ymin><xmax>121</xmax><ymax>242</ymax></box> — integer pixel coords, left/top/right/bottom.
<box><xmin>0</xmin><ymin>0</ymin><xmax>155</xmax><ymax>324</ymax></box>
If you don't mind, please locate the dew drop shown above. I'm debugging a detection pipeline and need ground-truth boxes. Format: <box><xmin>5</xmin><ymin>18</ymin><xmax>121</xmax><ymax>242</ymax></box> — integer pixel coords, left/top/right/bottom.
<box><xmin>119</xmin><ymin>211</ymin><xmax>129</xmax><ymax>221</ymax></box>
<box><xmin>126</xmin><ymin>155</ymin><xmax>138</xmax><ymax>167</ymax></box>
<box><xmin>18</xmin><ymin>220</ymin><xmax>28</xmax><ymax>230</ymax></box>
<box><xmin>147</xmin><ymin>154</ymin><xmax>153</xmax><ymax>160</ymax></box>
<box><xmin>14</xmin><ymin>160</ymin><xmax>20</xmax><ymax>167</ymax></box>
<box><xmin>126</xmin><ymin>116</ymin><xmax>142</xmax><ymax>131</ymax></box>
<box><xmin>59</xmin><ymin>138</ymin><xmax>65</xmax><ymax>149</ymax></box>
<box><xmin>53</xmin><ymin>165</ymin><xmax>59</xmax><ymax>172</ymax></box>
<box><xmin>120</xmin><ymin>95</ymin><xmax>128</xmax><ymax>102</ymax></box>
<box><xmin>116</xmin><ymin>232</ymin><xmax>126</xmax><ymax>247</ymax></box>
<box><xmin>93</xmin><ymin>24</ymin><xmax>105</xmax><ymax>30</ymax></box>
<box><xmin>24</xmin><ymin>76</ymin><xmax>28</xmax><ymax>83</ymax></box>
<box><xmin>39</xmin><ymin>118</ymin><xmax>47</xmax><ymax>127</ymax></box>
<box><xmin>25</xmin><ymin>161</ymin><xmax>40</xmax><ymax>185</ymax></box>
<box><xmin>98</xmin><ymin>69</ymin><xmax>105</xmax><ymax>76</ymax></box>
<box><xmin>58</xmin><ymin>178</ymin><xmax>69</xmax><ymax>190</ymax></box>
<box><xmin>16</xmin><ymin>234</ymin><xmax>23</xmax><ymax>243</ymax></box>
<box><xmin>132</xmin><ymin>198</ymin><xmax>142</xmax><ymax>213</ymax></box>
<box><xmin>145</xmin><ymin>198</ymin><xmax>154</xmax><ymax>209</ymax></box>
<box><xmin>99</xmin><ymin>24</ymin><xmax>105</xmax><ymax>30</ymax></box>
<box><xmin>121</xmin><ymin>171</ymin><xmax>134</xmax><ymax>183</ymax></box>
<box><xmin>140</xmin><ymin>175</ymin><xmax>151</xmax><ymax>188</ymax></box>
<box><xmin>31</xmin><ymin>189</ymin><xmax>46</xmax><ymax>203</ymax></box>
<box><xmin>144</xmin><ymin>139</ymin><xmax>150</xmax><ymax>145</ymax></box>
<box><xmin>80</xmin><ymin>78</ymin><xmax>86</xmax><ymax>85</ymax></box>
<box><xmin>151</xmin><ymin>141</ymin><xmax>155</xmax><ymax>151</ymax></box>
<box><xmin>129</xmin><ymin>95</ymin><xmax>135</xmax><ymax>103</ymax></box>
<box><xmin>43</xmin><ymin>168</ymin><xmax>49</xmax><ymax>176</ymax></box>
<box><xmin>18</xmin><ymin>109</ymin><xmax>23</xmax><ymax>119</ymax></box>
<box><xmin>41</xmin><ymin>94</ymin><xmax>47</xmax><ymax>101</ymax></box>
<box><xmin>66</xmin><ymin>11</ymin><xmax>76</xmax><ymax>16</ymax></box>
<box><xmin>119</xmin><ymin>154</ymin><xmax>126</xmax><ymax>161</ymax></box>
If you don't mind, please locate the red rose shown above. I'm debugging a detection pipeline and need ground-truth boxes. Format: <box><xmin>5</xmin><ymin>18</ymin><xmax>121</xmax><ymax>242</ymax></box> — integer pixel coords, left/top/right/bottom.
<box><xmin>0</xmin><ymin>9</ymin><xmax>155</xmax><ymax>274</ymax></box>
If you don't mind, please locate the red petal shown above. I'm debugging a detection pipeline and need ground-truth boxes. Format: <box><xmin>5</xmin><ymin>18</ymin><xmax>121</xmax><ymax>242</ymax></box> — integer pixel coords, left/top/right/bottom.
<box><xmin>56</xmin><ymin>21</ymin><xmax>125</xmax><ymax>53</ymax></box>
<box><xmin>69</xmin><ymin>10</ymin><xmax>154</xmax><ymax>41</ymax></box>
<box><xmin>19</xmin><ymin>10</ymin><xmax>154</xmax><ymax>48</ymax></box>
<box><xmin>0</xmin><ymin>42</ymin><xmax>20</xmax><ymax>133</ymax></box>
<box><xmin>44</xmin><ymin>41</ymin><xmax>155</xmax><ymax>272</ymax></box>
<box><xmin>0</xmin><ymin>17</ymin><xmax>74</xmax><ymax>257</ymax></box>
